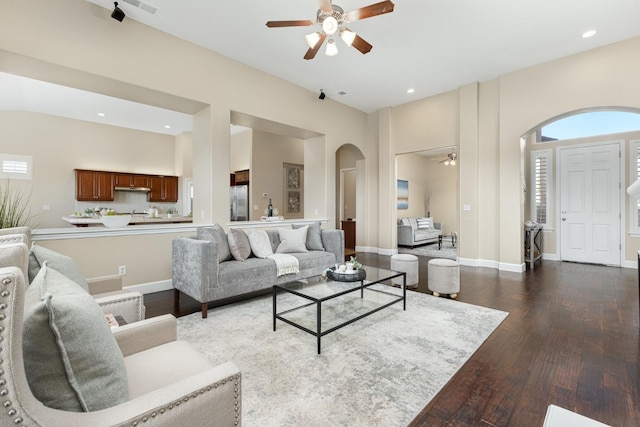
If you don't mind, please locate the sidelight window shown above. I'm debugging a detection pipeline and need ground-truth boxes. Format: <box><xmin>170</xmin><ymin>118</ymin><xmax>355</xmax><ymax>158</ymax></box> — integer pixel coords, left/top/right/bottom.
<box><xmin>530</xmin><ymin>149</ymin><xmax>552</xmax><ymax>228</ymax></box>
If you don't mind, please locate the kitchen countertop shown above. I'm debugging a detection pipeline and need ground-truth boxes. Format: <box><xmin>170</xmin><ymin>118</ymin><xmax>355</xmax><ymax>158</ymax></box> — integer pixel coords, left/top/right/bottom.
<box><xmin>62</xmin><ymin>215</ymin><xmax>193</xmax><ymax>227</ymax></box>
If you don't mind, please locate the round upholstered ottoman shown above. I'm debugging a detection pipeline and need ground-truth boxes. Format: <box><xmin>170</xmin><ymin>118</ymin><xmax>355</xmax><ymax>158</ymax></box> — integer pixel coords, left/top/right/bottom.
<box><xmin>391</xmin><ymin>254</ymin><xmax>419</xmax><ymax>288</ymax></box>
<box><xmin>428</xmin><ymin>258</ymin><xmax>460</xmax><ymax>298</ymax></box>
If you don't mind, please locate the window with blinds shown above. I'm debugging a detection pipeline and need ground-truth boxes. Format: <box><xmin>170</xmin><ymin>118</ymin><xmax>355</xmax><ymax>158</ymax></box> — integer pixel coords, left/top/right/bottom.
<box><xmin>530</xmin><ymin>150</ymin><xmax>552</xmax><ymax>228</ymax></box>
<box><xmin>0</xmin><ymin>154</ymin><xmax>32</xmax><ymax>180</ymax></box>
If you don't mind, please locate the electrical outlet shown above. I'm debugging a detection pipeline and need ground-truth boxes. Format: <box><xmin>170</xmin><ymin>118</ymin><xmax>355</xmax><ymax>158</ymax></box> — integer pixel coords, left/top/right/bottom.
<box><xmin>118</xmin><ymin>265</ymin><xmax>126</xmax><ymax>276</ymax></box>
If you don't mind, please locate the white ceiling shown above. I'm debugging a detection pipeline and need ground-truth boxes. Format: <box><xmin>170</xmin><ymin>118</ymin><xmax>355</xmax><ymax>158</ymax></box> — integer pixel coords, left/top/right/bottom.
<box><xmin>0</xmin><ymin>72</ymin><xmax>193</xmax><ymax>136</ymax></box>
<box><xmin>84</xmin><ymin>0</ymin><xmax>640</xmax><ymax>114</ymax></box>
<box><xmin>5</xmin><ymin>1</ymin><xmax>640</xmax><ymax>134</ymax></box>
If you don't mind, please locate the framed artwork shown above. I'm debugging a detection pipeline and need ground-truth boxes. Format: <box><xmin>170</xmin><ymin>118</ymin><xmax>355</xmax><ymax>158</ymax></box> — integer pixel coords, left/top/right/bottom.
<box><xmin>397</xmin><ymin>179</ymin><xmax>409</xmax><ymax>209</ymax></box>
<box><xmin>284</xmin><ymin>163</ymin><xmax>304</xmax><ymax>218</ymax></box>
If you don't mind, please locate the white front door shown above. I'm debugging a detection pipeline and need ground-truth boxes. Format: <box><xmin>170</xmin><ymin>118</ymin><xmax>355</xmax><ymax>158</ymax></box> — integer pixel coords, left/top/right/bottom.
<box><xmin>559</xmin><ymin>143</ymin><xmax>621</xmax><ymax>266</ymax></box>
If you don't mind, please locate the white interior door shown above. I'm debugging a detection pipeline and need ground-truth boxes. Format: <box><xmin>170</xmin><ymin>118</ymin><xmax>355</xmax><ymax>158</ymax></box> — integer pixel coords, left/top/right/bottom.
<box><xmin>559</xmin><ymin>143</ymin><xmax>621</xmax><ymax>266</ymax></box>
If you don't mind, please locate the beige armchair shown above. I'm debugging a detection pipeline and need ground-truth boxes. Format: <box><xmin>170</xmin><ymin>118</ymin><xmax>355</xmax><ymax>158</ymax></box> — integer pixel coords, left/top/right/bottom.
<box><xmin>0</xmin><ymin>263</ymin><xmax>242</xmax><ymax>426</ymax></box>
<box><xmin>0</xmin><ymin>227</ymin><xmax>144</xmax><ymax>323</ymax></box>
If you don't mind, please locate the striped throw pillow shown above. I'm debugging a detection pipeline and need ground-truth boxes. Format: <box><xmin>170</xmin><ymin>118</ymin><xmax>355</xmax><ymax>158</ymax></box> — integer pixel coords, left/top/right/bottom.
<box><xmin>417</xmin><ymin>218</ymin><xmax>431</xmax><ymax>229</ymax></box>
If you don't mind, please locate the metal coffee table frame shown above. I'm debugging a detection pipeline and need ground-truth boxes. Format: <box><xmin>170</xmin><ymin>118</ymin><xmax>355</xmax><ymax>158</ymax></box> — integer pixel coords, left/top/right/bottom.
<box><xmin>273</xmin><ymin>267</ymin><xmax>406</xmax><ymax>354</ymax></box>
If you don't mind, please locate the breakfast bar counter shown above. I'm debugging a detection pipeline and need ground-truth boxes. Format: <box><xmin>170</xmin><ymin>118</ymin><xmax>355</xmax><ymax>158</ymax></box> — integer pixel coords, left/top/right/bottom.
<box><xmin>62</xmin><ymin>215</ymin><xmax>193</xmax><ymax>227</ymax></box>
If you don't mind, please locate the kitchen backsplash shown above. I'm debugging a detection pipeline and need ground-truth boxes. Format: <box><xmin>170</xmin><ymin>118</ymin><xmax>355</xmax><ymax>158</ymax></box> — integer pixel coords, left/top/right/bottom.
<box><xmin>74</xmin><ymin>191</ymin><xmax>181</xmax><ymax>215</ymax></box>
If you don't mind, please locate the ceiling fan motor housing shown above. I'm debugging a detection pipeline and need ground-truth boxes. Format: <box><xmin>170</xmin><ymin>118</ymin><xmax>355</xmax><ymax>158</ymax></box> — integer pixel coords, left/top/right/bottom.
<box><xmin>317</xmin><ymin>5</ymin><xmax>345</xmax><ymax>34</ymax></box>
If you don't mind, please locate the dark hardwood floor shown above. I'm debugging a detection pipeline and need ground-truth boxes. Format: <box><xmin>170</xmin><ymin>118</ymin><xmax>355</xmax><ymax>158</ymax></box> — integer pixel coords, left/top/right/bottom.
<box><xmin>145</xmin><ymin>253</ymin><xmax>640</xmax><ymax>427</ymax></box>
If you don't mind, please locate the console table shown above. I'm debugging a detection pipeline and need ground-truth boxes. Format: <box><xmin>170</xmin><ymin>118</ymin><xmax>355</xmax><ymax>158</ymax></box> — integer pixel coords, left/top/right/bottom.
<box><xmin>524</xmin><ymin>224</ymin><xmax>543</xmax><ymax>270</ymax></box>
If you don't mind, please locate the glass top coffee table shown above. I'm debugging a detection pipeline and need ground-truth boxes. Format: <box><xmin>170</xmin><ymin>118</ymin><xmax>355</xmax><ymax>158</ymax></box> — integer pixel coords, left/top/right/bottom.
<box><xmin>273</xmin><ymin>266</ymin><xmax>406</xmax><ymax>354</ymax></box>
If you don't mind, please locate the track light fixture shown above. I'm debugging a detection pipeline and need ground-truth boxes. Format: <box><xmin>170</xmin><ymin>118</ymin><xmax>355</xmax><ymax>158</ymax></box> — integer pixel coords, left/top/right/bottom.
<box><xmin>111</xmin><ymin>2</ymin><xmax>125</xmax><ymax>22</ymax></box>
<box><xmin>319</xmin><ymin>90</ymin><xmax>326</xmax><ymax>100</ymax></box>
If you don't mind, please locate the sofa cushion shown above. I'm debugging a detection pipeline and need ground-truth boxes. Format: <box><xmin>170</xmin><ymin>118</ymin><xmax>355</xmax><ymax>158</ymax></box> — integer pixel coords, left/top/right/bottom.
<box><xmin>276</xmin><ymin>226</ymin><xmax>309</xmax><ymax>254</ymax></box>
<box><xmin>28</xmin><ymin>244</ymin><xmax>88</xmax><ymax>291</ymax></box>
<box><xmin>227</xmin><ymin>228</ymin><xmax>251</xmax><ymax>261</ymax></box>
<box><xmin>23</xmin><ymin>263</ymin><xmax>129</xmax><ymax>412</ymax></box>
<box><xmin>293</xmin><ymin>222</ymin><xmax>324</xmax><ymax>251</ymax></box>
<box><xmin>197</xmin><ymin>225</ymin><xmax>232</xmax><ymax>262</ymax></box>
<box><xmin>246</xmin><ymin>229</ymin><xmax>273</xmax><ymax>258</ymax></box>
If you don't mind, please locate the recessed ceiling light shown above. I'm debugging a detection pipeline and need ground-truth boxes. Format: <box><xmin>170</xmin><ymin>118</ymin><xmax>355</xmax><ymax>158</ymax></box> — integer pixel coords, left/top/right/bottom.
<box><xmin>582</xmin><ymin>30</ymin><xmax>597</xmax><ymax>38</ymax></box>
<box><xmin>406</xmin><ymin>88</ymin><xmax>415</xmax><ymax>94</ymax></box>
<box><xmin>97</xmin><ymin>112</ymin><xmax>105</xmax><ymax>117</ymax></box>
<box><xmin>164</xmin><ymin>125</ymin><xmax>171</xmax><ymax>129</ymax></box>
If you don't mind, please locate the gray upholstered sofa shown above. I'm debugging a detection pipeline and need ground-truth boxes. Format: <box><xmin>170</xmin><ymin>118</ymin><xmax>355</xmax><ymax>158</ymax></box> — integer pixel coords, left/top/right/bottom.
<box><xmin>397</xmin><ymin>217</ymin><xmax>442</xmax><ymax>248</ymax></box>
<box><xmin>173</xmin><ymin>224</ymin><xmax>344</xmax><ymax>318</ymax></box>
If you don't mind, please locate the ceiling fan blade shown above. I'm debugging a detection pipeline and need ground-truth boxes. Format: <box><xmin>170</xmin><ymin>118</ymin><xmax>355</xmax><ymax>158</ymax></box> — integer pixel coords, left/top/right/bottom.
<box><xmin>345</xmin><ymin>0</ymin><xmax>395</xmax><ymax>22</ymax></box>
<box><xmin>304</xmin><ymin>34</ymin><xmax>327</xmax><ymax>60</ymax></box>
<box><xmin>351</xmin><ymin>34</ymin><xmax>373</xmax><ymax>54</ymax></box>
<box><xmin>317</xmin><ymin>0</ymin><xmax>333</xmax><ymax>13</ymax></box>
<box><xmin>266</xmin><ymin>20</ymin><xmax>314</xmax><ymax>28</ymax></box>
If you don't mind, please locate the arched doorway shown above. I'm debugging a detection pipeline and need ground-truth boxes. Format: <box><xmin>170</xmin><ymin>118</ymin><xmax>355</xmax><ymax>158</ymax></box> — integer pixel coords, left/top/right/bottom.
<box><xmin>336</xmin><ymin>144</ymin><xmax>365</xmax><ymax>258</ymax></box>
<box><xmin>523</xmin><ymin>108</ymin><xmax>640</xmax><ymax>267</ymax></box>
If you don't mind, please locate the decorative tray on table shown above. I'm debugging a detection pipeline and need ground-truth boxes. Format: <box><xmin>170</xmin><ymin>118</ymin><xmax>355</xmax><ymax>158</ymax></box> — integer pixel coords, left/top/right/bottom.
<box><xmin>326</xmin><ymin>267</ymin><xmax>366</xmax><ymax>282</ymax></box>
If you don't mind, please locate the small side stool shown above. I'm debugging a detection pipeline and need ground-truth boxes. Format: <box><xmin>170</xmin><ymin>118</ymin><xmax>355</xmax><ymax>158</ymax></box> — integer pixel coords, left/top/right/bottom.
<box><xmin>391</xmin><ymin>254</ymin><xmax>419</xmax><ymax>288</ymax></box>
<box><xmin>428</xmin><ymin>258</ymin><xmax>460</xmax><ymax>298</ymax></box>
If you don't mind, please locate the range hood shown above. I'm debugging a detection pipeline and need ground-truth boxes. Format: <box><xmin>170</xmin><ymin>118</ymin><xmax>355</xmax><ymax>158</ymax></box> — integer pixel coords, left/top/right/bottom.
<box><xmin>114</xmin><ymin>186</ymin><xmax>151</xmax><ymax>192</ymax></box>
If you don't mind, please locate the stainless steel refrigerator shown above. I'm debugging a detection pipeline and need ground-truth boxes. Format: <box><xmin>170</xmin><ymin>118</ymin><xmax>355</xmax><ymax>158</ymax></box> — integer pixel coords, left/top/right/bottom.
<box><xmin>230</xmin><ymin>184</ymin><xmax>249</xmax><ymax>221</ymax></box>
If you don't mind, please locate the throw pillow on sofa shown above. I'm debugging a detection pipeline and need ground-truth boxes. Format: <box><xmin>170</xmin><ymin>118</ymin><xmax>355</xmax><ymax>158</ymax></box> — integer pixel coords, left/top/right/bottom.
<box><xmin>197</xmin><ymin>225</ymin><xmax>232</xmax><ymax>262</ymax></box>
<box><xmin>416</xmin><ymin>218</ymin><xmax>432</xmax><ymax>229</ymax></box>
<box><xmin>292</xmin><ymin>222</ymin><xmax>324</xmax><ymax>251</ymax></box>
<box><xmin>227</xmin><ymin>228</ymin><xmax>251</xmax><ymax>261</ymax></box>
<box><xmin>245</xmin><ymin>229</ymin><xmax>273</xmax><ymax>258</ymax></box>
<box><xmin>28</xmin><ymin>244</ymin><xmax>89</xmax><ymax>291</ymax></box>
<box><xmin>23</xmin><ymin>262</ymin><xmax>129</xmax><ymax>412</ymax></box>
<box><xmin>276</xmin><ymin>226</ymin><xmax>309</xmax><ymax>254</ymax></box>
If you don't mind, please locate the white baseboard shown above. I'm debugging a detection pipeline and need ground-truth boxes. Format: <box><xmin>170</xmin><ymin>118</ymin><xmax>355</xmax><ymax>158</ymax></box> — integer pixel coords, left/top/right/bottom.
<box><xmin>543</xmin><ymin>253</ymin><xmax>560</xmax><ymax>261</ymax></box>
<box><xmin>125</xmin><ymin>279</ymin><xmax>173</xmax><ymax>295</ymax></box>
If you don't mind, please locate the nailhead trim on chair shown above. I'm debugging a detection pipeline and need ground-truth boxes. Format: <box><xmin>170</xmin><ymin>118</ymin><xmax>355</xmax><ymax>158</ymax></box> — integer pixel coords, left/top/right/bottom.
<box><xmin>128</xmin><ymin>374</ymin><xmax>241</xmax><ymax>426</ymax></box>
<box><xmin>0</xmin><ymin>276</ymin><xmax>25</xmax><ymax>425</ymax></box>
<box><xmin>97</xmin><ymin>295</ymin><xmax>145</xmax><ymax>321</ymax></box>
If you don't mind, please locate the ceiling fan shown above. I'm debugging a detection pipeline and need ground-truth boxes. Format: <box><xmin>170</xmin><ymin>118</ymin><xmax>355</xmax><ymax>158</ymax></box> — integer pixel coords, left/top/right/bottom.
<box><xmin>266</xmin><ymin>0</ymin><xmax>395</xmax><ymax>60</ymax></box>
<box><xmin>438</xmin><ymin>152</ymin><xmax>458</xmax><ymax>166</ymax></box>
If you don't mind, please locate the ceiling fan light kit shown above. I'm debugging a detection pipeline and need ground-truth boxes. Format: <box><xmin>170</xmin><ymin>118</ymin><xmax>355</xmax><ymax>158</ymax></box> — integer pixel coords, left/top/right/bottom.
<box><xmin>325</xmin><ymin>39</ymin><xmax>339</xmax><ymax>56</ymax></box>
<box><xmin>440</xmin><ymin>152</ymin><xmax>458</xmax><ymax>166</ymax></box>
<box><xmin>266</xmin><ymin>0</ymin><xmax>395</xmax><ymax>60</ymax></box>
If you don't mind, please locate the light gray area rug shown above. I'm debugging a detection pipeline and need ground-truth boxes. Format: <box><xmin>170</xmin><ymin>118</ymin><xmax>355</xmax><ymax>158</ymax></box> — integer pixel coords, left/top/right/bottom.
<box><xmin>398</xmin><ymin>241</ymin><xmax>457</xmax><ymax>259</ymax></box>
<box><xmin>177</xmin><ymin>286</ymin><xmax>507</xmax><ymax>426</ymax></box>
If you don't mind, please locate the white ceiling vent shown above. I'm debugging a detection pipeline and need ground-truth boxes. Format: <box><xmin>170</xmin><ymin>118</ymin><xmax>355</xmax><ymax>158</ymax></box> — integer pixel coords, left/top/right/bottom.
<box><xmin>122</xmin><ymin>0</ymin><xmax>158</xmax><ymax>15</ymax></box>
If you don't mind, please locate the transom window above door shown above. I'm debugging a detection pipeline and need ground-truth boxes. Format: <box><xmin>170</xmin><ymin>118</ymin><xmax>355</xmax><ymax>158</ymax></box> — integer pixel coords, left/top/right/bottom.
<box><xmin>538</xmin><ymin>111</ymin><xmax>640</xmax><ymax>142</ymax></box>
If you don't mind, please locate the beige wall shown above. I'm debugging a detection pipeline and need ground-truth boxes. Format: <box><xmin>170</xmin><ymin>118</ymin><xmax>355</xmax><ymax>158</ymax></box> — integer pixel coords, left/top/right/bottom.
<box><xmin>251</xmin><ymin>130</ymin><xmax>304</xmax><ymax>220</ymax></box>
<box><xmin>38</xmin><ymin>231</ymin><xmax>193</xmax><ymax>287</ymax></box>
<box><xmin>0</xmin><ymin>111</ymin><xmax>176</xmax><ymax>228</ymax></box>
<box><xmin>5</xmin><ymin>0</ymin><xmax>640</xmax><ymax>278</ymax></box>
<box><xmin>396</xmin><ymin>153</ymin><xmax>458</xmax><ymax>234</ymax></box>
<box><xmin>0</xmin><ymin>0</ymin><xmax>366</xmax><ymax>284</ymax></box>
<box><xmin>230</xmin><ymin>130</ymin><xmax>251</xmax><ymax>173</ymax></box>
<box><xmin>386</xmin><ymin>37</ymin><xmax>640</xmax><ymax>269</ymax></box>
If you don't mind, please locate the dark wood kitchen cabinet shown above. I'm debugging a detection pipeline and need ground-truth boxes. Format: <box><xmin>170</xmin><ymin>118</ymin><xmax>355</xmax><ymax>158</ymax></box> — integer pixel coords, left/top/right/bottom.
<box><xmin>75</xmin><ymin>169</ymin><xmax>114</xmax><ymax>201</ymax></box>
<box><xmin>115</xmin><ymin>173</ymin><xmax>150</xmax><ymax>189</ymax></box>
<box><xmin>148</xmin><ymin>176</ymin><xmax>178</xmax><ymax>202</ymax></box>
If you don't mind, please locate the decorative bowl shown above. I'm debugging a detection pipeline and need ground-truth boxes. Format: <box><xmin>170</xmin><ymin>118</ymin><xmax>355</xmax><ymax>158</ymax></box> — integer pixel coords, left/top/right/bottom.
<box><xmin>100</xmin><ymin>214</ymin><xmax>131</xmax><ymax>228</ymax></box>
<box><xmin>327</xmin><ymin>267</ymin><xmax>366</xmax><ymax>282</ymax></box>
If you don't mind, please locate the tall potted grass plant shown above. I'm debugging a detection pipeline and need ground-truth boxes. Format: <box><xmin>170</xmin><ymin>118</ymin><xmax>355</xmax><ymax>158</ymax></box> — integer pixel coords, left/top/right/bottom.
<box><xmin>0</xmin><ymin>180</ymin><xmax>32</xmax><ymax>229</ymax></box>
